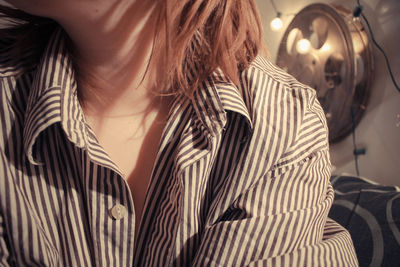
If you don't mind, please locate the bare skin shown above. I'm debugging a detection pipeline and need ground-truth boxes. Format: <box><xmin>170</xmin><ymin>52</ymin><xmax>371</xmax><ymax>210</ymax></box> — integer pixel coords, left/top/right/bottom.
<box><xmin>5</xmin><ymin>0</ymin><xmax>167</xmax><ymax>234</ymax></box>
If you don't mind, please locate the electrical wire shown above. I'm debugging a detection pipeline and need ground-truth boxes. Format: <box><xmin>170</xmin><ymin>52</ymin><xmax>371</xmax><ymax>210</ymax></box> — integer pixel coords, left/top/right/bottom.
<box><xmin>269</xmin><ymin>1</ymin><xmax>296</xmax><ymax>18</ymax></box>
<box><xmin>351</xmin><ymin>108</ymin><xmax>361</xmax><ymax>176</ymax></box>
<box><xmin>350</xmin><ymin>0</ymin><xmax>399</xmax><ymax>175</ymax></box>
<box><xmin>355</xmin><ymin>0</ymin><xmax>400</xmax><ymax>93</ymax></box>
<box><xmin>361</xmin><ymin>13</ymin><xmax>400</xmax><ymax>93</ymax></box>
<box><xmin>270</xmin><ymin>0</ymin><xmax>279</xmax><ymax>14</ymax></box>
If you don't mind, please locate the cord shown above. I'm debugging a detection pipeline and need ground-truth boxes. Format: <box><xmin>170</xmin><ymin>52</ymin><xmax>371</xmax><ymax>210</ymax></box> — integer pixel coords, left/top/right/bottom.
<box><xmin>350</xmin><ymin>0</ymin><xmax>399</xmax><ymax>176</ymax></box>
<box><xmin>269</xmin><ymin>1</ymin><xmax>296</xmax><ymax>18</ymax></box>
<box><xmin>270</xmin><ymin>0</ymin><xmax>279</xmax><ymax>15</ymax></box>
<box><xmin>351</xmin><ymin>107</ymin><xmax>364</xmax><ymax>176</ymax></box>
<box><xmin>354</xmin><ymin>1</ymin><xmax>400</xmax><ymax>93</ymax></box>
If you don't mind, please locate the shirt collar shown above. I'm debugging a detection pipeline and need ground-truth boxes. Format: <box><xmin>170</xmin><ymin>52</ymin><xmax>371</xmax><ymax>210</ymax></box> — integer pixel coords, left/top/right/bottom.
<box><xmin>22</xmin><ymin>27</ymin><xmax>254</xmax><ymax>164</ymax></box>
<box><xmin>186</xmin><ymin>32</ymin><xmax>253</xmax><ymax>138</ymax></box>
<box><xmin>23</xmin><ymin>28</ymin><xmax>86</xmax><ymax>165</ymax></box>
<box><xmin>190</xmin><ymin>67</ymin><xmax>253</xmax><ymax>138</ymax></box>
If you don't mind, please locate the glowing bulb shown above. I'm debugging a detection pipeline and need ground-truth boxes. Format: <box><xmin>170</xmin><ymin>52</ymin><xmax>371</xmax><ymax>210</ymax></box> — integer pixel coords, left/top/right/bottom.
<box><xmin>270</xmin><ymin>17</ymin><xmax>283</xmax><ymax>31</ymax></box>
<box><xmin>296</xmin><ymin>38</ymin><xmax>311</xmax><ymax>54</ymax></box>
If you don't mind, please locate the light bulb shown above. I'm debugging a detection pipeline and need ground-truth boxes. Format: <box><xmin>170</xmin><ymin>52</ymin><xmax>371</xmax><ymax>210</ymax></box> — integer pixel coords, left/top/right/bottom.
<box><xmin>296</xmin><ymin>38</ymin><xmax>311</xmax><ymax>54</ymax></box>
<box><xmin>270</xmin><ymin>17</ymin><xmax>283</xmax><ymax>31</ymax></box>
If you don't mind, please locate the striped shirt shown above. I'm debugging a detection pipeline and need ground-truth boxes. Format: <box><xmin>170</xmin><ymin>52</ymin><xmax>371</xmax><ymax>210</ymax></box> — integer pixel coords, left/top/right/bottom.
<box><xmin>0</xmin><ymin>29</ymin><xmax>358</xmax><ymax>266</ymax></box>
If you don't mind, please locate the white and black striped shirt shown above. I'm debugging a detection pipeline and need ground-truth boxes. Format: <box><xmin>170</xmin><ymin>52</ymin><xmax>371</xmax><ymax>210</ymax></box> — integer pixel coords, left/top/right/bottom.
<box><xmin>0</xmin><ymin>29</ymin><xmax>358</xmax><ymax>266</ymax></box>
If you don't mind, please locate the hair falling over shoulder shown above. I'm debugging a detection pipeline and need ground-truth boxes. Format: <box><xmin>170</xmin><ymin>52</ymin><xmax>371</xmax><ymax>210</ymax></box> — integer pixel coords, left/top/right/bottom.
<box><xmin>0</xmin><ymin>0</ymin><xmax>266</xmax><ymax>96</ymax></box>
<box><xmin>154</xmin><ymin>0</ymin><xmax>266</xmax><ymax>96</ymax></box>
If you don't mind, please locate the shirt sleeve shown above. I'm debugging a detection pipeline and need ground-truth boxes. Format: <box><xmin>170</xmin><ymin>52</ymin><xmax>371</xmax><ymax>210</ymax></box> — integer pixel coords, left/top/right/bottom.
<box><xmin>191</xmin><ymin>150</ymin><xmax>358</xmax><ymax>266</ymax></box>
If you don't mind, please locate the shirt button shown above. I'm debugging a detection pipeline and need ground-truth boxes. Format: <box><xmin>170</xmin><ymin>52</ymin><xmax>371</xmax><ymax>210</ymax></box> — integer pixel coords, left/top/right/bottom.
<box><xmin>110</xmin><ymin>204</ymin><xmax>126</xmax><ymax>220</ymax></box>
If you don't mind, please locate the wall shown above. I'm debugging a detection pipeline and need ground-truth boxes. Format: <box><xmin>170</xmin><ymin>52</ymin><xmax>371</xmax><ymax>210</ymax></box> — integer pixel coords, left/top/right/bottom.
<box><xmin>256</xmin><ymin>0</ymin><xmax>400</xmax><ymax>186</ymax></box>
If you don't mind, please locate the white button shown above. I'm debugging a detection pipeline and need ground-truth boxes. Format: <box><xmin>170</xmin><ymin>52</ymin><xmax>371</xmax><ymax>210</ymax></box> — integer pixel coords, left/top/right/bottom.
<box><xmin>110</xmin><ymin>204</ymin><xmax>126</xmax><ymax>220</ymax></box>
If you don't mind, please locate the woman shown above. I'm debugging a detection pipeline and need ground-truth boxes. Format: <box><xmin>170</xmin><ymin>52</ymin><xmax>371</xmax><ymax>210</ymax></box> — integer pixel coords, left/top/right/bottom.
<box><xmin>0</xmin><ymin>0</ymin><xmax>357</xmax><ymax>266</ymax></box>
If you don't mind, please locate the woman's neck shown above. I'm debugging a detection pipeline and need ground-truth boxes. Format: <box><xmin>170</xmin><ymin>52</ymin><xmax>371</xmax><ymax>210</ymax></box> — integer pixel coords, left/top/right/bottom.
<box><xmin>56</xmin><ymin>1</ymin><xmax>161</xmax><ymax>117</ymax></box>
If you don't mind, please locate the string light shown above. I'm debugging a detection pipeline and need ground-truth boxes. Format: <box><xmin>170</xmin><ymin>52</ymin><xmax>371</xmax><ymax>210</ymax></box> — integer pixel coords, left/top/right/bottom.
<box><xmin>270</xmin><ymin>12</ymin><xmax>283</xmax><ymax>31</ymax></box>
<box><xmin>269</xmin><ymin>0</ymin><xmax>283</xmax><ymax>31</ymax></box>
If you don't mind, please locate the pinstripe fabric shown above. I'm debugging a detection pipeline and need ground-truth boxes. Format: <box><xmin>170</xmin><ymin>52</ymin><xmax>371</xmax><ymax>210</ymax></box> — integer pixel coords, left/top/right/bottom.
<box><xmin>0</xmin><ymin>29</ymin><xmax>358</xmax><ymax>266</ymax></box>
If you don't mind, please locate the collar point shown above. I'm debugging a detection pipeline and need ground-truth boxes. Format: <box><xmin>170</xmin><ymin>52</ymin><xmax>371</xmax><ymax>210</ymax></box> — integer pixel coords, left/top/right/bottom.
<box><xmin>26</xmin><ymin>152</ymin><xmax>44</xmax><ymax>166</ymax></box>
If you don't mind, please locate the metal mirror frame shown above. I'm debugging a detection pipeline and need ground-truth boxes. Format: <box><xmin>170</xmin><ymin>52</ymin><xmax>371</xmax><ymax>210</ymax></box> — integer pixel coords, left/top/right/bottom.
<box><xmin>276</xmin><ymin>3</ymin><xmax>374</xmax><ymax>143</ymax></box>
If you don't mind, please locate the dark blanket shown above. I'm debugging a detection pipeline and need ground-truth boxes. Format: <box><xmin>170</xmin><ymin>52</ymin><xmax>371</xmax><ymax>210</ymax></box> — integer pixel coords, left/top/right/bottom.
<box><xmin>329</xmin><ymin>175</ymin><xmax>400</xmax><ymax>267</ymax></box>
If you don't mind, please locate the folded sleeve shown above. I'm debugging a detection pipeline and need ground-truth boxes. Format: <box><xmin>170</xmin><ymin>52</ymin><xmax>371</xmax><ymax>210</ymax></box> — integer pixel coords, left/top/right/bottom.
<box><xmin>191</xmin><ymin>150</ymin><xmax>358</xmax><ymax>266</ymax></box>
